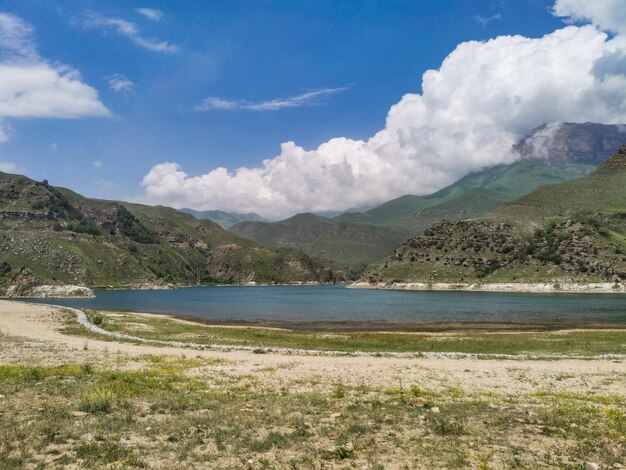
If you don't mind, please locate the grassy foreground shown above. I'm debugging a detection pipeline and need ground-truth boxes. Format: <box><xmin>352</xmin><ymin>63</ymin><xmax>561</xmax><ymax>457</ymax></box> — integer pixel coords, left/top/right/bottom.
<box><xmin>1</xmin><ymin>356</ymin><xmax>624</xmax><ymax>469</ymax></box>
<box><xmin>0</xmin><ymin>304</ymin><xmax>625</xmax><ymax>468</ymax></box>
<box><xmin>69</xmin><ymin>310</ymin><xmax>626</xmax><ymax>357</ymax></box>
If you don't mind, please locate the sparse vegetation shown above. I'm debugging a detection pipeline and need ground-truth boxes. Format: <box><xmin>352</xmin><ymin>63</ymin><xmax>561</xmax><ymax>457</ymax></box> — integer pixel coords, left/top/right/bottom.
<box><xmin>0</xmin><ymin>359</ymin><xmax>623</xmax><ymax>468</ymax></box>
<box><xmin>1</xmin><ymin>303</ymin><xmax>624</xmax><ymax>468</ymax></box>
<box><xmin>66</xmin><ymin>310</ymin><xmax>626</xmax><ymax>356</ymax></box>
<box><xmin>0</xmin><ymin>173</ymin><xmax>349</xmax><ymax>288</ymax></box>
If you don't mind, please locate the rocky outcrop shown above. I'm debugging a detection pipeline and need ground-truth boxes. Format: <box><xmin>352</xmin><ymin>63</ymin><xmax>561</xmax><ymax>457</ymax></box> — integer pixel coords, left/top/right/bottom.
<box><xmin>515</xmin><ymin>122</ymin><xmax>626</xmax><ymax>165</ymax></box>
<box><xmin>5</xmin><ymin>284</ymin><xmax>95</xmax><ymax>298</ymax></box>
<box><xmin>364</xmin><ymin>213</ymin><xmax>626</xmax><ymax>285</ymax></box>
<box><xmin>3</xmin><ymin>267</ymin><xmax>94</xmax><ymax>298</ymax></box>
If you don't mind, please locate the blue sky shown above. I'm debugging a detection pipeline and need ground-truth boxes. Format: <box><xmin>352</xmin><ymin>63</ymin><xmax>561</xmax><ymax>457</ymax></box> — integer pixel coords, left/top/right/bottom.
<box><xmin>0</xmin><ymin>0</ymin><xmax>624</xmax><ymax>217</ymax></box>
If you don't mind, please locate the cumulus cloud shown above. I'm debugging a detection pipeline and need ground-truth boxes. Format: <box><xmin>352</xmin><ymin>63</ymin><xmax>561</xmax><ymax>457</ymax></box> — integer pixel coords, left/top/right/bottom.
<box><xmin>553</xmin><ymin>0</ymin><xmax>626</xmax><ymax>35</ymax></box>
<box><xmin>93</xmin><ymin>160</ymin><xmax>103</xmax><ymax>169</ymax></box>
<box><xmin>0</xmin><ymin>161</ymin><xmax>16</xmax><ymax>172</ymax></box>
<box><xmin>106</xmin><ymin>73</ymin><xmax>134</xmax><ymax>92</ymax></box>
<box><xmin>73</xmin><ymin>10</ymin><xmax>179</xmax><ymax>53</ymax></box>
<box><xmin>0</xmin><ymin>13</ymin><xmax>109</xmax><ymax>142</ymax></box>
<box><xmin>197</xmin><ymin>87</ymin><xmax>348</xmax><ymax>112</ymax></box>
<box><xmin>141</xmin><ymin>1</ymin><xmax>626</xmax><ymax>219</ymax></box>
<box><xmin>136</xmin><ymin>8</ymin><xmax>163</xmax><ymax>21</ymax></box>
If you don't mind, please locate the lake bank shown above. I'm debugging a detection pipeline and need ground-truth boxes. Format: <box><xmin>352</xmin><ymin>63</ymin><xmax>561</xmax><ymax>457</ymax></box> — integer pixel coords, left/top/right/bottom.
<box><xmin>49</xmin><ymin>303</ymin><xmax>626</xmax><ymax>358</ymax></box>
<box><xmin>349</xmin><ymin>280</ymin><xmax>626</xmax><ymax>294</ymax></box>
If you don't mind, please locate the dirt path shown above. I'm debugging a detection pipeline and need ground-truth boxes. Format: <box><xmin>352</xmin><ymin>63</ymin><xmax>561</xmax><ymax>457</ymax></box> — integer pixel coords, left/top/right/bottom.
<box><xmin>1</xmin><ymin>299</ymin><xmax>625</xmax><ymax>395</ymax></box>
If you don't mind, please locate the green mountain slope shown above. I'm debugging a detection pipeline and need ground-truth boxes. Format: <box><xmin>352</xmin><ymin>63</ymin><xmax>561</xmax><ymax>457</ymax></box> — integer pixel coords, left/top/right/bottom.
<box><xmin>179</xmin><ymin>208</ymin><xmax>267</xmax><ymax>229</ymax></box>
<box><xmin>335</xmin><ymin>195</ymin><xmax>437</xmax><ymax>226</ymax></box>
<box><xmin>363</xmin><ymin>146</ymin><xmax>626</xmax><ymax>285</ymax></box>
<box><xmin>0</xmin><ymin>172</ymin><xmax>348</xmax><ymax>291</ymax></box>
<box><xmin>229</xmin><ymin>213</ymin><xmax>407</xmax><ymax>272</ymax></box>
<box><xmin>336</xmin><ymin>160</ymin><xmax>594</xmax><ymax>228</ymax></box>
<box><xmin>488</xmin><ymin>154</ymin><xmax>626</xmax><ymax>225</ymax></box>
<box><xmin>230</xmin><ymin>160</ymin><xmax>595</xmax><ymax>273</ymax></box>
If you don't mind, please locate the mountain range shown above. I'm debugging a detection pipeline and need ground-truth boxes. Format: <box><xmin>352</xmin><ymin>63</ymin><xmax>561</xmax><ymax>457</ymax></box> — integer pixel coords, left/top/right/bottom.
<box><xmin>229</xmin><ymin>122</ymin><xmax>624</xmax><ymax>271</ymax></box>
<box><xmin>1</xmin><ymin>121</ymin><xmax>625</xmax><ymax>293</ymax></box>
<box><xmin>0</xmin><ymin>173</ymin><xmax>347</xmax><ymax>294</ymax></box>
<box><xmin>179</xmin><ymin>208</ymin><xmax>267</xmax><ymax>229</ymax></box>
<box><xmin>362</xmin><ymin>144</ymin><xmax>626</xmax><ymax>285</ymax></box>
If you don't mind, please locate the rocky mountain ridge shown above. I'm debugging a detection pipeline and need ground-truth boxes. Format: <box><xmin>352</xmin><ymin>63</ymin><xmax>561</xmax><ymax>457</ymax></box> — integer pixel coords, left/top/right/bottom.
<box><xmin>514</xmin><ymin>121</ymin><xmax>626</xmax><ymax>165</ymax></box>
<box><xmin>361</xmin><ymin>146</ymin><xmax>626</xmax><ymax>286</ymax></box>
<box><xmin>0</xmin><ymin>172</ymin><xmax>348</xmax><ymax>293</ymax></box>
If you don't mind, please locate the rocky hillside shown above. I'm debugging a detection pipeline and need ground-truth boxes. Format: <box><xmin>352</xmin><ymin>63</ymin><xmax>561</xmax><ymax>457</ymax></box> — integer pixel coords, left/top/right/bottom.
<box><xmin>362</xmin><ymin>146</ymin><xmax>626</xmax><ymax>285</ymax></box>
<box><xmin>0</xmin><ymin>172</ymin><xmax>348</xmax><ymax>292</ymax></box>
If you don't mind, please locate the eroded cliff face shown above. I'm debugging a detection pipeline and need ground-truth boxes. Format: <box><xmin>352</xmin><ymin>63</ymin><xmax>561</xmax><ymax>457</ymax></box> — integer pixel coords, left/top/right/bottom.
<box><xmin>514</xmin><ymin>122</ymin><xmax>626</xmax><ymax>165</ymax></box>
<box><xmin>3</xmin><ymin>268</ymin><xmax>94</xmax><ymax>298</ymax></box>
<box><xmin>0</xmin><ymin>173</ymin><xmax>350</xmax><ymax>288</ymax></box>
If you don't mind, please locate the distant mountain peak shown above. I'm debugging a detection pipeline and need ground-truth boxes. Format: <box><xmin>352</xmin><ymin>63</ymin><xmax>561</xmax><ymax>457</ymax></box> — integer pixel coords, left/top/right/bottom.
<box><xmin>514</xmin><ymin>121</ymin><xmax>626</xmax><ymax>165</ymax></box>
<box><xmin>179</xmin><ymin>208</ymin><xmax>266</xmax><ymax>229</ymax></box>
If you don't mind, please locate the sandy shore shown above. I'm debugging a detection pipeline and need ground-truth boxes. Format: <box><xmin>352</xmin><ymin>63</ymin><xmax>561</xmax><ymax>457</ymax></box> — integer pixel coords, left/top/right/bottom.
<box><xmin>1</xmin><ymin>299</ymin><xmax>625</xmax><ymax>395</ymax></box>
<box><xmin>349</xmin><ymin>280</ymin><xmax>626</xmax><ymax>293</ymax></box>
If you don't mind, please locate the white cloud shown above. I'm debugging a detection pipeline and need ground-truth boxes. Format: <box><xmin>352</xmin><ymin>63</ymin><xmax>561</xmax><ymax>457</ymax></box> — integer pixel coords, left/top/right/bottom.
<box><xmin>73</xmin><ymin>10</ymin><xmax>179</xmax><ymax>53</ymax></box>
<box><xmin>0</xmin><ymin>12</ymin><xmax>36</xmax><ymax>59</ymax></box>
<box><xmin>0</xmin><ymin>161</ymin><xmax>16</xmax><ymax>172</ymax></box>
<box><xmin>49</xmin><ymin>142</ymin><xmax>57</xmax><ymax>151</ymax></box>
<box><xmin>474</xmin><ymin>14</ymin><xmax>502</xmax><ymax>28</ymax></box>
<box><xmin>141</xmin><ymin>3</ymin><xmax>626</xmax><ymax>219</ymax></box>
<box><xmin>136</xmin><ymin>8</ymin><xmax>163</xmax><ymax>21</ymax></box>
<box><xmin>106</xmin><ymin>73</ymin><xmax>134</xmax><ymax>92</ymax></box>
<box><xmin>553</xmin><ymin>0</ymin><xmax>626</xmax><ymax>35</ymax></box>
<box><xmin>0</xmin><ymin>121</ymin><xmax>11</xmax><ymax>142</ymax></box>
<box><xmin>93</xmin><ymin>160</ymin><xmax>103</xmax><ymax>169</ymax></box>
<box><xmin>197</xmin><ymin>88</ymin><xmax>348</xmax><ymax>112</ymax></box>
<box><xmin>0</xmin><ymin>13</ymin><xmax>109</xmax><ymax>142</ymax></box>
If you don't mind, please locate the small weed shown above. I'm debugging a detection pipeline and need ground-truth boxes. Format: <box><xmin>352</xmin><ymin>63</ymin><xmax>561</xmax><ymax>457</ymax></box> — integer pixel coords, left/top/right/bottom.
<box><xmin>428</xmin><ymin>415</ymin><xmax>467</xmax><ymax>436</ymax></box>
<box><xmin>80</xmin><ymin>363</ymin><xmax>94</xmax><ymax>375</ymax></box>
<box><xmin>249</xmin><ymin>431</ymin><xmax>288</xmax><ymax>452</ymax></box>
<box><xmin>79</xmin><ymin>388</ymin><xmax>115</xmax><ymax>414</ymax></box>
<box><xmin>333</xmin><ymin>384</ymin><xmax>346</xmax><ymax>399</ymax></box>
<box><xmin>76</xmin><ymin>441</ymin><xmax>145</xmax><ymax>467</ymax></box>
<box><xmin>321</xmin><ymin>445</ymin><xmax>355</xmax><ymax>460</ymax></box>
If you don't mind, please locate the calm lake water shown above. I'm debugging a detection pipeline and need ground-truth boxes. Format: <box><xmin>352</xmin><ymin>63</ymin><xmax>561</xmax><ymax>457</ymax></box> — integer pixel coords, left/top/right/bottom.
<box><xmin>23</xmin><ymin>285</ymin><xmax>626</xmax><ymax>328</ymax></box>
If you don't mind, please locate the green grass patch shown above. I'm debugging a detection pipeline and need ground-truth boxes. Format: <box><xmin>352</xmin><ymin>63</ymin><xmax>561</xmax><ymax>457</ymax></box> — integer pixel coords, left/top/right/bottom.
<box><xmin>79</xmin><ymin>388</ymin><xmax>115</xmax><ymax>414</ymax></box>
<box><xmin>73</xmin><ymin>310</ymin><xmax>626</xmax><ymax>356</ymax></box>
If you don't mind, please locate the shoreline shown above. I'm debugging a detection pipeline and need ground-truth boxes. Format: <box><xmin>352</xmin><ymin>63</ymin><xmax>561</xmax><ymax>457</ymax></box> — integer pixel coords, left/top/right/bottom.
<box><xmin>31</xmin><ymin>302</ymin><xmax>626</xmax><ymax>360</ymax></box>
<box><xmin>73</xmin><ymin>307</ymin><xmax>626</xmax><ymax>333</ymax></box>
<box><xmin>349</xmin><ymin>280</ymin><xmax>626</xmax><ymax>294</ymax></box>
